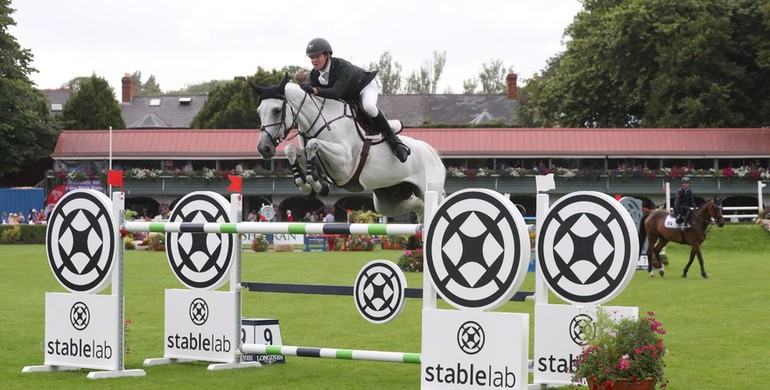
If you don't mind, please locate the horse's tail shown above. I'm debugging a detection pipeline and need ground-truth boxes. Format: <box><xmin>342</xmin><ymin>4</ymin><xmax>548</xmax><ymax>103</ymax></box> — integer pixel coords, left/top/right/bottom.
<box><xmin>638</xmin><ymin>211</ymin><xmax>650</xmax><ymax>255</ymax></box>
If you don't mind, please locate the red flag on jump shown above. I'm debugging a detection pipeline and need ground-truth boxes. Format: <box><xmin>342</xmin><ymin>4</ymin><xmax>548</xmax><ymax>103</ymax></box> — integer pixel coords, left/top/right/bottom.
<box><xmin>107</xmin><ymin>170</ymin><xmax>124</xmax><ymax>192</ymax></box>
<box><xmin>227</xmin><ymin>175</ymin><xmax>242</xmax><ymax>193</ymax></box>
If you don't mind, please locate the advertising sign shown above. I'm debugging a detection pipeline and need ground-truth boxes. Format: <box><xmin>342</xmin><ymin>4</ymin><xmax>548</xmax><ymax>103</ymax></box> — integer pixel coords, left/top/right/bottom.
<box><xmin>164</xmin><ymin>289</ymin><xmax>238</xmax><ymax>363</ymax></box>
<box><xmin>44</xmin><ymin>293</ymin><xmax>119</xmax><ymax>370</ymax></box>
<box><xmin>421</xmin><ymin>309</ymin><xmax>528</xmax><ymax>389</ymax></box>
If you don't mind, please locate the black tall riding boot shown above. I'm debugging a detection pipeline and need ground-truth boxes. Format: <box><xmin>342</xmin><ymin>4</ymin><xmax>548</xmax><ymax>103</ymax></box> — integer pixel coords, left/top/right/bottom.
<box><xmin>373</xmin><ymin>111</ymin><xmax>410</xmax><ymax>163</ymax></box>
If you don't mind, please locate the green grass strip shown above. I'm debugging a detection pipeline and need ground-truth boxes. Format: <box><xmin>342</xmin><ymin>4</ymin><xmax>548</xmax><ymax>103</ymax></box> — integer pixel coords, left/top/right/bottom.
<box><xmin>148</xmin><ymin>222</ymin><xmax>166</xmax><ymax>232</ymax></box>
<box><xmin>219</xmin><ymin>223</ymin><xmax>237</xmax><ymax>233</ymax></box>
<box><xmin>335</xmin><ymin>349</ymin><xmax>354</xmax><ymax>360</ymax></box>
<box><xmin>403</xmin><ymin>353</ymin><xmax>421</xmax><ymax>364</ymax></box>
<box><xmin>288</xmin><ymin>223</ymin><xmax>308</xmax><ymax>234</ymax></box>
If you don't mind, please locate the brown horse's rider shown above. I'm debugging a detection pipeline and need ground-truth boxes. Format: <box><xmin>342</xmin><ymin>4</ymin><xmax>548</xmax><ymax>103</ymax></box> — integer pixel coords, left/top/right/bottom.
<box><xmin>299</xmin><ymin>38</ymin><xmax>410</xmax><ymax>163</ymax></box>
<box><xmin>674</xmin><ymin>176</ymin><xmax>696</xmax><ymax>227</ymax></box>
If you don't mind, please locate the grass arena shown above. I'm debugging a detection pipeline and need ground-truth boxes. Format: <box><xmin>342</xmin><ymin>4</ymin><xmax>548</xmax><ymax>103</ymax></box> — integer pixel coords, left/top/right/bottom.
<box><xmin>1</xmin><ymin>223</ymin><xmax>769</xmax><ymax>389</ymax></box>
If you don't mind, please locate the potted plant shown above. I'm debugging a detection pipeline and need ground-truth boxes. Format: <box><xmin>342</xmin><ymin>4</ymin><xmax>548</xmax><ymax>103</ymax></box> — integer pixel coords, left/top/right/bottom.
<box><xmin>397</xmin><ymin>249</ymin><xmax>423</xmax><ymax>272</ymax></box>
<box><xmin>251</xmin><ymin>235</ymin><xmax>269</xmax><ymax>252</ymax></box>
<box><xmin>381</xmin><ymin>235</ymin><xmax>407</xmax><ymax>250</ymax></box>
<box><xmin>348</xmin><ymin>235</ymin><xmax>374</xmax><ymax>251</ymax></box>
<box><xmin>572</xmin><ymin>309</ymin><xmax>668</xmax><ymax>390</ymax></box>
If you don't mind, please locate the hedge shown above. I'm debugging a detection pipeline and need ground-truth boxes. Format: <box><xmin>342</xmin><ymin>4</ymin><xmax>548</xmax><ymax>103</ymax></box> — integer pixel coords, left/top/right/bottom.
<box><xmin>0</xmin><ymin>224</ymin><xmax>47</xmax><ymax>244</ymax></box>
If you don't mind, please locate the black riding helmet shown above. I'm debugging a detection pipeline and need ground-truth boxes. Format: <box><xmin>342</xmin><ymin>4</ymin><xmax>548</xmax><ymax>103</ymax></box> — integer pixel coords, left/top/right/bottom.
<box><xmin>306</xmin><ymin>38</ymin><xmax>332</xmax><ymax>56</ymax></box>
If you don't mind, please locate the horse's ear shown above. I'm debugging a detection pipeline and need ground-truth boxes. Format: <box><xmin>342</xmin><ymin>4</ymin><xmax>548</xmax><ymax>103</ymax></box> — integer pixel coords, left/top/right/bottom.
<box><xmin>249</xmin><ymin>80</ymin><xmax>264</xmax><ymax>94</ymax></box>
<box><xmin>280</xmin><ymin>73</ymin><xmax>291</xmax><ymax>87</ymax></box>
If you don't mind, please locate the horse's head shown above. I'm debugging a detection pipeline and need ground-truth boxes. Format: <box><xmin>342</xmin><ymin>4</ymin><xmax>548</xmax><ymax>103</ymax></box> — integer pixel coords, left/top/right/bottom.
<box><xmin>250</xmin><ymin>73</ymin><xmax>292</xmax><ymax>160</ymax></box>
<box><xmin>708</xmin><ymin>197</ymin><xmax>725</xmax><ymax>227</ymax></box>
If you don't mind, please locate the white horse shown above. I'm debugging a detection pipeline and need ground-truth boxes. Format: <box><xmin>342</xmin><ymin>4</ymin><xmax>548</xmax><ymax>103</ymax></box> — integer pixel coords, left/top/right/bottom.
<box><xmin>250</xmin><ymin>74</ymin><xmax>445</xmax><ymax>220</ymax></box>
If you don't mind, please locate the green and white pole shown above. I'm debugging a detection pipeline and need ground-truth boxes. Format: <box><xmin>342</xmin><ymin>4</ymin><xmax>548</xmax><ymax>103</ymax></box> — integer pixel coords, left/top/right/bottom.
<box><xmin>241</xmin><ymin>344</ymin><xmax>420</xmax><ymax>364</ymax></box>
<box><xmin>123</xmin><ymin>221</ymin><xmax>422</xmax><ymax>236</ymax></box>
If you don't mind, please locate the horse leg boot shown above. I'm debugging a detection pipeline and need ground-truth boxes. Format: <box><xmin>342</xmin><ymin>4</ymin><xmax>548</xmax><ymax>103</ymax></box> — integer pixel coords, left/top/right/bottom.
<box><xmin>373</xmin><ymin>110</ymin><xmax>410</xmax><ymax>163</ymax></box>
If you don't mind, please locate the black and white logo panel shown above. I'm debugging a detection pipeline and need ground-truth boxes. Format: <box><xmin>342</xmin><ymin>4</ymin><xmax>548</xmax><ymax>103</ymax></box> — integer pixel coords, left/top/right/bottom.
<box><xmin>537</xmin><ymin>191</ymin><xmax>638</xmax><ymax>305</ymax></box>
<box><xmin>46</xmin><ymin>189</ymin><xmax>116</xmax><ymax>293</ymax></box>
<box><xmin>166</xmin><ymin>191</ymin><xmax>234</xmax><ymax>290</ymax></box>
<box><xmin>457</xmin><ymin>321</ymin><xmax>485</xmax><ymax>355</ymax></box>
<box><xmin>189</xmin><ymin>298</ymin><xmax>209</xmax><ymax>326</ymax></box>
<box><xmin>569</xmin><ymin>314</ymin><xmax>595</xmax><ymax>346</ymax></box>
<box><xmin>426</xmin><ymin>189</ymin><xmax>530</xmax><ymax>311</ymax></box>
<box><xmin>70</xmin><ymin>301</ymin><xmax>90</xmax><ymax>331</ymax></box>
<box><xmin>354</xmin><ymin>260</ymin><xmax>406</xmax><ymax>324</ymax></box>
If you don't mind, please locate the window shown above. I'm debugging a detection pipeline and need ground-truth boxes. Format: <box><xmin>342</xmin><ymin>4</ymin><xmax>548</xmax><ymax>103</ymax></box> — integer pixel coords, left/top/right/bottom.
<box><xmin>51</xmin><ymin>103</ymin><xmax>63</xmax><ymax>111</ymax></box>
<box><xmin>149</xmin><ymin>98</ymin><xmax>161</xmax><ymax>107</ymax></box>
<box><xmin>178</xmin><ymin>97</ymin><xmax>192</xmax><ymax>105</ymax></box>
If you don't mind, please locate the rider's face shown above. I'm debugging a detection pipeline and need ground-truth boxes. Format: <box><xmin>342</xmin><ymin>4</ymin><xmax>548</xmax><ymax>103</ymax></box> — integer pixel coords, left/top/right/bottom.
<box><xmin>309</xmin><ymin>53</ymin><xmax>328</xmax><ymax>71</ymax></box>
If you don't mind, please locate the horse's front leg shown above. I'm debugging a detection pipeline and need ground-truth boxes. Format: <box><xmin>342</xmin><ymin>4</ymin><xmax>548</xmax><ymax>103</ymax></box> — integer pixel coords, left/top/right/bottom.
<box><xmin>304</xmin><ymin>140</ymin><xmax>332</xmax><ymax>197</ymax></box>
<box><xmin>682</xmin><ymin>245</ymin><xmax>698</xmax><ymax>278</ymax></box>
<box><xmin>285</xmin><ymin>145</ymin><xmax>315</xmax><ymax>198</ymax></box>
<box><xmin>694</xmin><ymin>243</ymin><xmax>708</xmax><ymax>279</ymax></box>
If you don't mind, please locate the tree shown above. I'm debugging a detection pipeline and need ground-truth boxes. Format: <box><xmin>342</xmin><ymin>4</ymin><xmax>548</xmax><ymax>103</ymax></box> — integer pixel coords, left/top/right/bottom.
<box><xmin>0</xmin><ymin>0</ymin><xmax>60</xmax><ymax>180</ymax></box>
<box><xmin>429</xmin><ymin>51</ymin><xmax>447</xmax><ymax>94</ymax></box>
<box><xmin>368</xmin><ymin>52</ymin><xmax>402</xmax><ymax>94</ymax></box>
<box><xmin>191</xmin><ymin>67</ymin><xmax>288</xmax><ymax>129</ymax></box>
<box><xmin>60</xmin><ymin>74</ymin><xmax>126</xmax><ymax>130</ymax></box>
<box><xmin>404</xmin><ymin>51</ymin><xmax>447</xmax><ymax>94</ymax></box>
<box><xmin>478</xmin><ymin>58</ymin><xmax>507</xmax><ymax>94</ymax></box>
<box><xmin>463</xmin><ymin>78</ymin><xmax>479</xmax><ymax>94</ymax></box>
<box><xmin>528</xmin><ymin>0</ymin><xmax>770</xmax><ymax>128</ymax></box>
<box><xmin>405</xmin><ymin>67</ymin><xmax>430</xmax><ymax>94</ymax></box>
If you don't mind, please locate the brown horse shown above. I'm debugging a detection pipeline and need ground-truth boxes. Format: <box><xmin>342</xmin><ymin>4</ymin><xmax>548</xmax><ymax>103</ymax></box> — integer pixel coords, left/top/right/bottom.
<box><xmin>640</xmin><ymin>197</ymin><xmax>725</xmax><ymax>278</ymax></box>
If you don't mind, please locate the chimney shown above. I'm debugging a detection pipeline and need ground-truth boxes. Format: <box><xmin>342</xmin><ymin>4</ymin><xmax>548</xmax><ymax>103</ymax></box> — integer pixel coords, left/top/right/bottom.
<box><xmin>121</xmin><ymin>73</ymin><xmax>135</xmax><ymax>103</ymax></box>
<box><xmin>506</xmin><ymin>73</ymin><xmax>518</xmax><ymax>100</ymax></box>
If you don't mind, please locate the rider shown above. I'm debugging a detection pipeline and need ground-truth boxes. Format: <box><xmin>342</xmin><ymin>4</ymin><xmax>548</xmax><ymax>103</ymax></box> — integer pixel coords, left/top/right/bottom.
<box><xmin>674</xmin><ymin>176</ymin><xmax>696</xmax><ymax>227</ymax></box>
<box><xmin>299</xmin><ymin>38</ymin><xmax>410</xmax><ymax>163</ymax></box>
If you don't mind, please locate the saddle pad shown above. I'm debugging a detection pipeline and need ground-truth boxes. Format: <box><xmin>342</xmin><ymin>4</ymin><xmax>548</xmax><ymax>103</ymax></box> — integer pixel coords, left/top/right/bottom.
<box><xmin>663</xmin><ymin>215</ymin><xmax>679</xmax><ymax>229</ymax></box>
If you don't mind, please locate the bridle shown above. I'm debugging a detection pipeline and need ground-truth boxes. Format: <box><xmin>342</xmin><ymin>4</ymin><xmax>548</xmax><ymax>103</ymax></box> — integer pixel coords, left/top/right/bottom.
<box><xmin>259</xmin><ymin>87</ymin><xmax>354</xmax><ymax>146</ymax></box>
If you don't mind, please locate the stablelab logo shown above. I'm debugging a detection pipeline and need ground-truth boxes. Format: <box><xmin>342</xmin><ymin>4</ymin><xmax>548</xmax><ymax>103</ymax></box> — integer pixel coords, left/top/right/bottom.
<box><xmin>457</xmin><ymin>321</ymin><xmax>485</xmax><ymax>355</ymax></box>
<box><xmin>166</xmin><ymin>333</ymin><xmax>231</xmax><ymax>352</ymax></box>
<box><xmin>70</xmin><ymin>301</ymin><xmax>90</xmax><ymax>331</ymax></box>
<box><xmin>189</xmin><ymin>298</ymin><xmax>209</xmax><ymax>326</ymax></box>
<box><xmin>46</xmin><ymin>338</ymin><xmax>113</xmax><ymax>360</ymax></box>
<box><xmin>424</xmin><ymin>363</ymin><xmax>518</xmax><ymax>388</ymax></box>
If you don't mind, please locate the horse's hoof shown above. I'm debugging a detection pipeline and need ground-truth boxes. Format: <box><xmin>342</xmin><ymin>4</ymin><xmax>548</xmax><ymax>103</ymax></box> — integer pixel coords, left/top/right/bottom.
<box><xmin>649</xmin><ymin>272</ymin><xmax>655</xmax><ymax>278</ymax></box>
<box><xmin>659</xmin><ymin>269</ymin><xmax>665</xmax><ymax>277</ymax></box>
<box><xmin>702</xmin><ymin>273</ymin><xmax>708</xmax><ymax>279</ymax></box>
<box><xmin>681</xmin><ymin>273</ymin><xmax>687</xmax><ymax>278</ymax></box>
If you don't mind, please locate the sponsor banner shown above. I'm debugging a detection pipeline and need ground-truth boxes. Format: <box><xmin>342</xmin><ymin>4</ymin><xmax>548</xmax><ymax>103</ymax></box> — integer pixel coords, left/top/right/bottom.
<box><xmin>533</xmin><ymin>303</ymin><xmax>638</xmax><ymax>385</ymax></box>
<box><xmin>66</xmin><ymin>179</ymin><xmax>105</xmax><ymax>193</ymax></box>
<box><xmin>241</xmin><ymin>318</ymin><xmax>285</xmax><ymax>365</ymax></box>
<box><xmin>164</xmin><ymin>289</ymin><xmax>237</xmax><ymax>363</ymax></box>
<box><xmin>44</xmin><ymin>293</ymin><xmax>119</xmax><ymax>371</ymax></box>
<box><xmin>272</xmin><ymin>233</ymin><xmax>304</xmax><ymax>245</ymax></box>
<box><xmin>421</xmin><ymin>309</ymin><xmax>528</xmax><ymax>389</ymax></box>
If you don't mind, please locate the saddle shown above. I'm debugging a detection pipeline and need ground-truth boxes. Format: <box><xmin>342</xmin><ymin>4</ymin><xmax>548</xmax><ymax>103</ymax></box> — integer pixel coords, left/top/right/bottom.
<box><xmin>348</xmin><ymin>101</ymin><xmax>403</xmax><ymax>143</ymax></box>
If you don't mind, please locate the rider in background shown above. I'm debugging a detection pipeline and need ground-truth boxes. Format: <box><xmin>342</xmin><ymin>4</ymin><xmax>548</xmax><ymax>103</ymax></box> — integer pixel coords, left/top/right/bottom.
<box><xmin>674</xmin><ymin>176</ymin><xmax>696</xmax><ymax>227</ymax></box>
<box><xmin>300</xmin><ymin>37</ymin><xmax>410</xmax><ymax>163</ymax></box>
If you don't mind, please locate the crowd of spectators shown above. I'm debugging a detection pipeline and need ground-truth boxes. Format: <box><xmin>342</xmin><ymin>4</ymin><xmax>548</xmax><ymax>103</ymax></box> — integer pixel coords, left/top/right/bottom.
<box><xmin>1</xmin><ymin>208</ymin><xmax>46</xmax><ymax>225</ymax></box>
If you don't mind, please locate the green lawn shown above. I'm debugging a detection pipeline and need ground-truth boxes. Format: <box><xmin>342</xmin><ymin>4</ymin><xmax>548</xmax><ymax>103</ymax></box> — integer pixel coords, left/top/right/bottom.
<box><xmin>1</xmin><ymin>224</ymin><xmax>769</xmax><ymax>389</ymax></box>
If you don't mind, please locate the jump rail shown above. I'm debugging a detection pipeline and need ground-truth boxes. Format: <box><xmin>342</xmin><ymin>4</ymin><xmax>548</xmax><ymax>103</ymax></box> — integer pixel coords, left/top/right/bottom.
<box><xmin>123</xmin><ymin>221</ymin><xmax>422</xmax><ymax>236</ymax></box>
<box><xmin>240</xmin><ymin>343</ymin><xmax>420</xmax><ymax>364</ymax></box>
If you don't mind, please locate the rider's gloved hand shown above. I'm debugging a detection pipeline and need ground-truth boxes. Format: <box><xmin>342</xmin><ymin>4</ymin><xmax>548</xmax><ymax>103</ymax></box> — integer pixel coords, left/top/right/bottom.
<box><xmin>300</xmin><ymin>82</ymin><xmax>314</xmax><ymax>94</ymax></box>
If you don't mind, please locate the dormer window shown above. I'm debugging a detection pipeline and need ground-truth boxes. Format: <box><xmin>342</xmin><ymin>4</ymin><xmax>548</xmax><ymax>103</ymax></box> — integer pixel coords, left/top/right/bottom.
<box><xmin>179</xmin><ymin>97</ymin><xmax>192</xmax><ymax>105</ymax></box>
<box><xmin>149</xmin><ymin>98</ymin><xmax>161</xmax><ymax>107</ymax></box>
